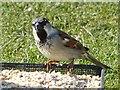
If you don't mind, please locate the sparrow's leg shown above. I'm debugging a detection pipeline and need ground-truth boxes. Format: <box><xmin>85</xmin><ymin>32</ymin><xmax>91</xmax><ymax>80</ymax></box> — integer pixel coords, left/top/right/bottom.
<box><xmin>45</xmin><ymin>60</ymin><xmax>59</xmax><ymax>71</ymax></box>
<box><xmin>67</xmin><ymin>60</ymin><xmax>74</xmax><ymax>73</ymax></box>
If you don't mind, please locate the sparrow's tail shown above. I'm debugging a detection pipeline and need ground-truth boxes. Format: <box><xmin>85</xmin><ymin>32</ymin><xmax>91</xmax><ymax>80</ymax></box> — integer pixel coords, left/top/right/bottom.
<box><xmin>85</xmin><ymin>52</ymin><xmax>111</xmax><ymax>69</ymax></box>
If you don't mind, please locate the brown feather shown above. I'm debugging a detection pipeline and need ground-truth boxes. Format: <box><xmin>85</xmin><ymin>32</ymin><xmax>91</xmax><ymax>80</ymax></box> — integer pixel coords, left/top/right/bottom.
<box><xmin>58</xmin><ymin>30</ymin><xmax>88</xmax><ymax>51</ymax></box>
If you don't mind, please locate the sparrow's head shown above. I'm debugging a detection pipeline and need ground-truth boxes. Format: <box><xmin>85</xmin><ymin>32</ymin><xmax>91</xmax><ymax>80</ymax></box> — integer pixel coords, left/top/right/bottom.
<box><xmin>32</xmin><ymin>17</ymin><xmax>51</xmax><ymax>43</ymax></box>
<box><xmin>32</xmin><ymin>17</ymin><xmax>50</xmax><ymax>31</ymax></box>
<box><xmin>32</xmin><ymin>17</ymin><xmax>58</xmax><ymax>43</ymax></box>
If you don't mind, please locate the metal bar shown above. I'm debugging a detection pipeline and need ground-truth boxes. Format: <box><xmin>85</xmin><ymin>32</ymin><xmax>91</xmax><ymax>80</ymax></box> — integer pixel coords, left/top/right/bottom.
<box><xmin>101</xmin><ymin>68</ymin><xmax>105</xmax><ymax>89</ymax></box>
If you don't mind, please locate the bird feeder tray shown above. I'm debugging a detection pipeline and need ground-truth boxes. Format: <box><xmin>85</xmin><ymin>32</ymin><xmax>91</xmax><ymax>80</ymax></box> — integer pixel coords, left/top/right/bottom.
<box><xmin>0</xmin><ymin>62</ymin><xmax>105</xmax><ymax>88</ymax></box>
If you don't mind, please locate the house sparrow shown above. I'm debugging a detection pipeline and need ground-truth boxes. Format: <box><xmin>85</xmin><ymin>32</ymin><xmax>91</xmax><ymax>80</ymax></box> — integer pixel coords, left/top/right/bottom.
<box><xmin>32</xmin><ymin>17</ymin><xmax>111</xmax><ymax>71</ymax></box>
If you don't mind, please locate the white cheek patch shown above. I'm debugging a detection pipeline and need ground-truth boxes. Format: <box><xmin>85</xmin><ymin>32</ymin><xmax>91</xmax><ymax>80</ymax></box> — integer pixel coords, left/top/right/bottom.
<box><xmin>44</xmin><ymin>23</ymin><xmax>50</xmax><ymax>33</ymax></box>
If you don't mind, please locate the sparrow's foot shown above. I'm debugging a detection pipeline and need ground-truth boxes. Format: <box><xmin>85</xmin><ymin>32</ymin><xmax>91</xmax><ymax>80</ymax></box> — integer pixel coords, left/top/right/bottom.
<box><xmin>44</xmin><ymin>60</ymin><xmax>59</xmax><ymax>72</ymax></box>
<box><xmin>67</xmin><ymin>60</ymin><xmax>74</xmax><ymax>73</ymax></box>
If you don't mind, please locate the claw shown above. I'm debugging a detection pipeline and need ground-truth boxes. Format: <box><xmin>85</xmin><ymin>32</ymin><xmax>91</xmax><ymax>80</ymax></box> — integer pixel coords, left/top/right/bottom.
<box><xmin>67</xmin><ymin>60</ymin><xmax>74</xmax><ymax>73</ymax></box>
<box><xmin>44</xmin><ymin>60</ymin><xmax>59</xmax><ymax>72</ymax></box>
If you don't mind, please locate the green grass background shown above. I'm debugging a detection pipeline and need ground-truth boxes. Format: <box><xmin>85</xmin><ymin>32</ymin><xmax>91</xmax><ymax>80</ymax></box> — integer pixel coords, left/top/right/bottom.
<box><xmin>1</xmin><ymin>2</ymin><xmax>118</xmax><ymax>88</ymax></box>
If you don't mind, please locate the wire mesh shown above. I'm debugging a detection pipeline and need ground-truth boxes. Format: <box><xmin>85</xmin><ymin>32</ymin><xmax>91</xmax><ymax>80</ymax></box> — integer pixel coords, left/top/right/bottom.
<box><xmin>0</xmin><ymin>62</ymin><xmax>102</xmax><ymax>76</ymax></box>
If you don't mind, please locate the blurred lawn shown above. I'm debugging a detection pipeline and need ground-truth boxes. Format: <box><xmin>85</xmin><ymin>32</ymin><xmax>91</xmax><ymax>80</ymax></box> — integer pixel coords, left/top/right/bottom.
<box><xmin>1</xmin><ymin>2</ymin><xmax>118</xmax><ymax>88</ymax></box>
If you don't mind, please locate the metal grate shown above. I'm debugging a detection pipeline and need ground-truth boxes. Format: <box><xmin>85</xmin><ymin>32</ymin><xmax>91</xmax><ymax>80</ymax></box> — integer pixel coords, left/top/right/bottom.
<box><xmin>0</xmin><ymin>62</ymin><xmax>102</xmax><ymax>76</ymax></box>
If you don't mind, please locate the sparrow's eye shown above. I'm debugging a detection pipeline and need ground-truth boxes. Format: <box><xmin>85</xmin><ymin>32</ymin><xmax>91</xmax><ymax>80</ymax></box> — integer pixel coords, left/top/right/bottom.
<box><xmin>36</xmin><ymin>22</ymin><xmax>41</xmax><ymax>28</ymax></box>
<box><xmin>37</xmin><ymin>21</ymin><xmax>47</xmax><ymax>28</ymax></box>
<box><xmin>32</xmin><ymin>17</ymin><xmax>49</xmax><ymax>30</ymax></box>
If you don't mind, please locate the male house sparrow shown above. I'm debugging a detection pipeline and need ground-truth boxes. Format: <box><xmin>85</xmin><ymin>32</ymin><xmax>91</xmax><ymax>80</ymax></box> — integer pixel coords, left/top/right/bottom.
<box><xmin>32</xmin><ymin>17</ymin><xmax>110</xmax><ymax>71</ymax></box>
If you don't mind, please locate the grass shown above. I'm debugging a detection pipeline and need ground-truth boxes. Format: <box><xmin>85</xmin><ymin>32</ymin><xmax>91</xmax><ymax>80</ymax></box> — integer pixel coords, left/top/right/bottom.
<box><xmin>1</xmin><ymin>2</ymin><xmax>118</xmax><ymax>88</ymax></box>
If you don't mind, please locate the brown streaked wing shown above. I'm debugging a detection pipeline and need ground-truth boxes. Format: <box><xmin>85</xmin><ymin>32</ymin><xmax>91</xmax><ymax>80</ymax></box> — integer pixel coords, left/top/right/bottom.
<box><xmin>58</xmin><ymin>30</ymin><xmax>89</xmax><ymax>51</ymax></box>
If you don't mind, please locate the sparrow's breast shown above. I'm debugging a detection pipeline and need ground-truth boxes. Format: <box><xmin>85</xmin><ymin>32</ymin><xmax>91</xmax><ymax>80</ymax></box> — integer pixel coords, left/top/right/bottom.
<box><xmin>37</xmin><ymin>35</ymin><xmax>81</xmax><ymax>61</ymax></box>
